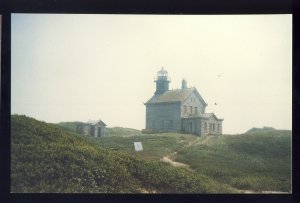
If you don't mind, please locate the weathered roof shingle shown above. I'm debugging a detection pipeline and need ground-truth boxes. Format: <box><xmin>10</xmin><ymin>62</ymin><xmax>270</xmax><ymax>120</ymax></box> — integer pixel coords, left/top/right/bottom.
<box><xmin>188</xmin><ymin>113</ymin><xmax>224</xmax><ymax>121</ymax></box>
<box><xmin>145</xmin><ymin>87</ymin><xmax>207</xmax><ymax>106</ymax></box>
<box><xmin>87</xmin><ymin>120</ymin><xmax>107</xmax><ymax>126</ymax></box>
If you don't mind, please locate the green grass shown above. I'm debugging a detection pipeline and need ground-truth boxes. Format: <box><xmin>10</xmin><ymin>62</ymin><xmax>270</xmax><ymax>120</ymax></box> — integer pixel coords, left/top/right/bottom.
<box><xmin>86</xmin><ymin>132</ymin><xmax>199</xmax><ymax>160</ymax></box>
<box><xmin>57</xmin><ymin>121</ymin><xmax>79</xmax><ymax>132</ymax></box>
<box><xmin>105</xmin><ymin>127</ymin><xmax>142</xmax><ymax>137</ymax></box>
<box><xmin>84</xmin><ymin>128</ymin><xmax>291</xmax><ymax>192</ymax></box>
<box><xmin>57</xmin><ymin>121</ymin><xmax>142</xmax><ymax>137</ymax></box>
<box><xmin>11</xmin><ymin>115</ymin><xmax>234</xmax><ymax>193</ymax></box>
<box><xmin>15</xmin><ymin>115</ymin><xmax>291</xmax><ymax>193</ymax></box>
<box><xmin>174</xmin><ymin>132</ymin><xmax>291</xmax><ymax>192</ymax></box>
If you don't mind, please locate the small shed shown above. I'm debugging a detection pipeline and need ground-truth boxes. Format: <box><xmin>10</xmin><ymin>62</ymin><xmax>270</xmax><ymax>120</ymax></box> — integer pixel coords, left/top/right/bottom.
<box><xmin>76</xmin><ymin>120</ymin><xmax>107</xmax><ymax>137</ymax></box>
<box><xmin>89</xmin><ymin>120</ymin><xmax>107</xmax><ymax>137</ymax></box>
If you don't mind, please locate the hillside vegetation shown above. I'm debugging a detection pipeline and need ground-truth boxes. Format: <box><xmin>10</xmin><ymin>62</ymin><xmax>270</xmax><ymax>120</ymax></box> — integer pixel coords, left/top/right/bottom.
<box><xmin>86</xmin><ymin>128</ymin><xmax>291</xmax><ymax>192</ymax></box>
<box><xmin>58</xmin><ymin>121</ymin><xmax>141</xmax><ymax>137</ymax></box>
<box><xmin>86</xmin><ymin>133</ymin><xmax>194</xmax><ymax>160</ymax></box>
<box><xmin>245</xmin><ymin>126</ymin><xmax>276</xmax><ymax>134</ymax></box>
<box><xmin>175</xmin><ymin>131</ymin><xmax>291</xmax><ymax>192</ymax></box>
<box><xmin>11</xmin><ymin>115</ymin><xmax>234</xmax><ymax>193</ymax></box>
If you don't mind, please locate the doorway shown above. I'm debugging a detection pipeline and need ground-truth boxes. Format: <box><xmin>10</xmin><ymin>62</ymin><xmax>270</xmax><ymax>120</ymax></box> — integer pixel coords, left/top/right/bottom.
<box><xmin>188</xmin><ymin>122</ymin><xmax>193</xmax><ymax>133</ymax></box>
<box><xmin>97</xmin><ymin>127</ymin><xmax>102</xmax><ymax>137</ymax></box>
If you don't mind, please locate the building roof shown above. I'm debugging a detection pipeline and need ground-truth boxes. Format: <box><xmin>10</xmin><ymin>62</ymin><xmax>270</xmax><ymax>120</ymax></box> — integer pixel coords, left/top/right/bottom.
<box><xmin>188</xmin><ymin>113</ymin><xmax>223</xmax><ymax>121</ymax></box>
<box><xmin>200</xmin><ymin>113</ymin><xmax>214</xmax><ymax>118</ymax></box>
<box><xmin>88</xmin><ymin>120</ymin><xmax>107</xmax><ymax>126</ymax></box>
<box><xmin>145</xmin><ymin>87</ymin><xmax>207</xmax><ymax>106</ymax></box>
<box><xmin>76</xmin><ymin>119</ymin><xmax>107</xmax><ymax>126</ymax></box>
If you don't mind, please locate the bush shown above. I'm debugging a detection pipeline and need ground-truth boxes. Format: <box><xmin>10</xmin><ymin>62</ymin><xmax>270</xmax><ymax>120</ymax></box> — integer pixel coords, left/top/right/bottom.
<box><xmin>11</xmin><ymin>115</ymin><xmax>233</xmax><ymax>193</ymax></box>
<box><xmin>141</xmin><ymin>129</ymin><xmax>156</xmax><ymax>134</ymax></box>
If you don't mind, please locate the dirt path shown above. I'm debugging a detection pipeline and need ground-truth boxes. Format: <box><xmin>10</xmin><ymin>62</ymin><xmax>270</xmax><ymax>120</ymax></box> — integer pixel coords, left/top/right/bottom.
<box><xmin>196</xmin><ymin>136</ymin><xmax>212</xmax><ymax>145</ymax></box>
<box><xmin>160</xmin><ymin>136</ymin><xmax>212</xmax><ymax>168</ymax></box>
<box><xmin>160</xmin><ymin>156</ymin><xmax>190</xmax><ymax>168</ymax></box>
<box><xmin>185</xmin><ymin>136</ymin><xmax>212</xmax><ymax>147</ymax></box>
<box><xmin>186</xmin><ymin>137</ymin><xmax>200</xmax><ymax>147</ymax></box>
<box><xmin>237</xmin><ymin>189</ymin><xmax>289</xmax><ymax>194</ymax></box>
<box><xmin>139</xmin><ymin>188</ymin><xmax>157</xmax><ymax>194</ymax></box>
<box><xmin>160</xmin><ymin>135</ymin><xmax>290</xmax><ymax>194</ymax></box>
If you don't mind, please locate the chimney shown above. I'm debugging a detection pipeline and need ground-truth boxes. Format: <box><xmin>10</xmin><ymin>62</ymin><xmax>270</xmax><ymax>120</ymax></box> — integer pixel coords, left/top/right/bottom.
<box><xmin>181</xmin><ymin>78</ymin><xmax>187</xmax><ymax>89</ymax></box>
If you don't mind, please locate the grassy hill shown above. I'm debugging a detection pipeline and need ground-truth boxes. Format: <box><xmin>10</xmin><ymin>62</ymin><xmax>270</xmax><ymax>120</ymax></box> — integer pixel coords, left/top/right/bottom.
<box><xmin>174</xmin><ymin>131</ymin><xmax>291</xmax><ymax>192</ymax></box>
<box><xmin>245</xmin><ymin>126</ymin><xmax>276</xmax><ymax>134</ymax></box>
<box><xmin>11</xmin><ymin>115</ymin><xmax>234</xmax><ymax>193</ymax></box>
<box><xmin>86</xmin><ymin>133</ymin><xmax>196</xmax><ymax>160</ymax></box>
<box><xmin>86</xmin><ymin>129</ymin><xmax>291</xmax><ymax>192</ymax></box>
<box><xmin>58</xmin><ymin>121</ymin><xmax>141</xmax><ymax>137</ymax></box>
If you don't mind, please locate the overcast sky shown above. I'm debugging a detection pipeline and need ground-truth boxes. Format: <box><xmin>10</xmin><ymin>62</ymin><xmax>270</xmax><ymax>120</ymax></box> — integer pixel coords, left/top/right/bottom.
<box><xmin>11</xmin><ymin>14</ymin><xmax>292</xmax><ymax>134</ymax></box>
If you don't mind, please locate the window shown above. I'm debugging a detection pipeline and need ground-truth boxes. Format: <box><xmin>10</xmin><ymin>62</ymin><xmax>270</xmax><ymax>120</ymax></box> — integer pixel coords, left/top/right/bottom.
<box><xmin>184</xmin><ymin>105</ymin><xmax>187</xmax><ymax>113</ymax></box>
<box><xmin>213</xmin><ymin>123</ymin><xmax>215</xmax><ymax>131</ymax></box>
<box><xmin>195</xmin><ymin>107</ymin><xmax>198</xmax><ymax>114</ymax></box>
<box><xmin>190</xmin><ymin>106</ymin><xmax>193</xmax><ymax>114</ymax></box>
<box><xmin>204</xmin><ymin>122</ymin><xmax>207</xmax><ymax>131</ymax></box>
<box><xmin>209</xmin><ymin>123</ymin><xmax>212</xmax><ymax>131</ymax></box>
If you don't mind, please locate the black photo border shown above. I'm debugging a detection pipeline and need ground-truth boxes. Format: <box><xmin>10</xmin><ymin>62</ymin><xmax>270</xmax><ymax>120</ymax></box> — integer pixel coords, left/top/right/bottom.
<box><xmin>1</xmin><ymin>0</ymin><xmax>298</xmax><ymax>203</ymax></box>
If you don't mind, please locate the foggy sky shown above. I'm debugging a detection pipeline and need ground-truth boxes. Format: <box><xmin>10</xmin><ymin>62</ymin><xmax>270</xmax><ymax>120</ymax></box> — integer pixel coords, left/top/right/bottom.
<box><xmin>11</xmin><ymin>14</ymin><xmax>292</xmax><ymax>134</ymax></box>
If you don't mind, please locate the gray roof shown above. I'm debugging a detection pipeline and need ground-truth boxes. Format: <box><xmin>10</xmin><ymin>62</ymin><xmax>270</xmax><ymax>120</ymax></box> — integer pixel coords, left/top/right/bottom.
<box><xmin>145</xmin><ymin>87</ymin><xmax>207</xmax><ymax>106</ymax></box>
<box><xmin>200</xmin><ymin>113</ymin><xmax>214</xmax><ymax>118</ymax></box>
<box><xmin>87</xmin><ymin>119</ymin><xmax>107</xmax><ymax>126</ymax></box>
<box><xmin>189</xmin><ymin>113</ymin><xmax>223</xmax><ymax>121</ymax></box>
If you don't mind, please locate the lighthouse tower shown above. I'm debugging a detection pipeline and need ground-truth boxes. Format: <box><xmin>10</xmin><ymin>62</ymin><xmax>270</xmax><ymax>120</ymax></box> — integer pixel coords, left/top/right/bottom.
<box><xmin>154</xmin><ymin>67</ymin><xmax>170</xmax><ymax>95</ymax></box>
